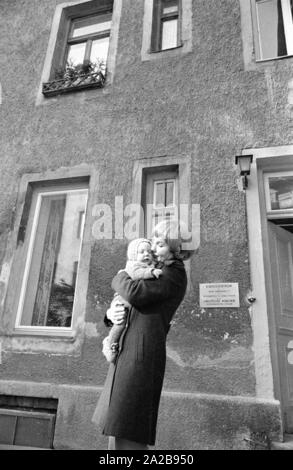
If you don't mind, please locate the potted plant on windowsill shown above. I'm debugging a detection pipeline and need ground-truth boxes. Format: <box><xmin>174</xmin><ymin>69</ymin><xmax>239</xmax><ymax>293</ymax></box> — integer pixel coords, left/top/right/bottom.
<box><xmin>42</xmin><ymin>59</ymin><xmax>106</xmax><ymax>97</ymax></box>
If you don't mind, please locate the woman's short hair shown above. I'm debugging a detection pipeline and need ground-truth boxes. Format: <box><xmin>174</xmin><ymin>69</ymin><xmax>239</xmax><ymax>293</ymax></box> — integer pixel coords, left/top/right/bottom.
<box><xmin>152</xmin><ymin>219</ymin><xmax>195</xmax><ymax>260</ymax></box>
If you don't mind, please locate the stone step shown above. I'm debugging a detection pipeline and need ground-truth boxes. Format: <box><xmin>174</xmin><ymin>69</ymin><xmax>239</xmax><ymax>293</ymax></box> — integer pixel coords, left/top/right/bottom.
<box><xmin>271</xmin><ymin>434</ymin><xmax>293</xmax><ymax>450</ymax></box>
<box><xmin>0</xmin><ymin>444</ymin><xmax>51</xmax><ymax>450</ymax></box>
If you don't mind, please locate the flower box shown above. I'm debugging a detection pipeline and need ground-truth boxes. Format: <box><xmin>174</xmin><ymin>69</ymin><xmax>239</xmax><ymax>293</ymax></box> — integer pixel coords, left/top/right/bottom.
<box><xmin>42</xmin><ymin>70</ymin><xmax>106</xmax><ymax>97</ymax></box>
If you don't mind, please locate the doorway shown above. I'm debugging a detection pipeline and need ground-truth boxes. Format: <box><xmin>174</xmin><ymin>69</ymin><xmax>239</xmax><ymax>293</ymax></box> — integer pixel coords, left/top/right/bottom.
<box><xmin>264</xmin><ymin>170</ymin><xmax>293</xmax><ymax>433</ymax></box>
<box><xmin>267</xmin><ymin>221</ymin><xmax>293</xmax><ymax>432</ymax></box>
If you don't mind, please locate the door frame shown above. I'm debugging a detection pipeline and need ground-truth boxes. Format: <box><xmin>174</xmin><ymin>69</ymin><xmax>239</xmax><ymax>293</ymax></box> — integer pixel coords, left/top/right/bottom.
<box><xmin>244</xmin><ymin>145</ymin><xmax>293</xmax><ymax>431</ymax></box>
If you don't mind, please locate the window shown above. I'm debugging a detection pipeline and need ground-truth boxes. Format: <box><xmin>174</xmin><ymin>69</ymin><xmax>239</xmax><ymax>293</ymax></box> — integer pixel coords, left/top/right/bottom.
<box><xmin>132</xmin><ymin>156</ymin><xmax>199</xmax><ymax>294</ymax></box>
<box><xmin>154</xmin><ymin>179</ymin><xmax>176</xmax><ymax>208</ymax></box>
<box><xmin>42</xmin><ymin>1</ymin><xmax>114</xmax><ymax>97</ymax></box>
<box><xmin>144</xmin><ymin>167</ymin><xmax>179</xmax><ymax>238</ymax></box>
<box><xmin>252</xmin><ymin>0</ymin><xmax>293</xmax><ymax>60</ymax></box>
<box><xmin>15</xmin><ymin>183</ymin><xmax>88</xmax><ymax>329</ymax></box>
<box><xmin>141</xmin><ymin>0</ymin><xmax>191</xmax><ymax>62</ymax></box>
<box><xmin>153</xmin><ymin>178</ymin><xmax>177</xmax><ymax>223</ymax></box>
<box><xmin>0</xmin><ymin>396</ymin><xmax>57</xmax><ymax>449</ymax></box>
<box><xmin>151</xmin><ymin>0</ymin><xmax>182</xmax><ymax>52</ymax></box>
<box><xmin>132</xmin><ymin>155</ymin><xmax>199</xmax><ymax>252</ymax></box>
<box><xmin>66</xmin><ymin>12</ymin><xmax>111</xmax><ymax>73</ymax></box>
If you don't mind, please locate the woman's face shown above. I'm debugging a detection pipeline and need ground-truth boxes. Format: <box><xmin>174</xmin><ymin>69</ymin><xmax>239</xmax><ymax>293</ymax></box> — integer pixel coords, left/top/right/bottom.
<box><xmin>151</xmin><ymin>236</ymin><xmax>172</xmax><ymax>262</ymax></box>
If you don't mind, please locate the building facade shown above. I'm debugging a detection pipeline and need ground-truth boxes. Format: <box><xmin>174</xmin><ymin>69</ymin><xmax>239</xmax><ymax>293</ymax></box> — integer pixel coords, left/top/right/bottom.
<box><xmin>0</xmin><ymin>0</ymin><xmax>292</xmax><ymax>449</ymax></box>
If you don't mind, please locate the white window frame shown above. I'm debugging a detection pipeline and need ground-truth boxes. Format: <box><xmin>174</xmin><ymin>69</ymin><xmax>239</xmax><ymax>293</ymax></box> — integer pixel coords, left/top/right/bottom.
<box><xmin>251</xmin><ymin>0</ymin><xmax>293</xmax><ymax>61</ymax></box>
<box><xmin>14</xmin><ymin>186</ymin><xmax>89</xmax><ymax>334</ymax></box>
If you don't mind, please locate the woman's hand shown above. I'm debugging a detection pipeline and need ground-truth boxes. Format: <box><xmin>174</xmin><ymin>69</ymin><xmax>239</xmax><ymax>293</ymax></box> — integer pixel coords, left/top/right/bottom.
<box><xmin>152</xmin><ymin>268</ymin><xmax>163</xmax><ymax>279</ymax></box>
<box><xmin>106</xmin><ymin>300</ymin><xmax>127</xmax><ymax>325</ymax></box>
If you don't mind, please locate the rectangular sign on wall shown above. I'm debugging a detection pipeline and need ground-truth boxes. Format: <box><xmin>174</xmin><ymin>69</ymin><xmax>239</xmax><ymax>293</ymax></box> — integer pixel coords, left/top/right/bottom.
<box><xmin>199</xmin><ymin>283</ymin><xmax>240</xmax><ymax>308</ymax></box>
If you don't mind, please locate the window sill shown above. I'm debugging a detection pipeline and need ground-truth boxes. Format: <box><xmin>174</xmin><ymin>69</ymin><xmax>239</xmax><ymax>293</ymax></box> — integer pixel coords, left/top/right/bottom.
<box><xmin>255</xmin><ymin>54</ymin><xmax>293</xmax><ymax>64</ymax></box>
<box><xmin>42</xmin><ymin>71</ymin><xmax>106</xmax><ymax>98</ymax></box>
<box><xmin>13</xmin><ymin>326</ymin><xmax>76</xmax><ymax>340</ymax></box>
<box><xmin>142</xmin><ymin>41</ymin><xmax>191</xmax><ymax>62</ymax></box>
<box><xmin>244</xmin><ymin>53</ymin><xmax>293</xmax><ymax>72</ymax></box>
<box><xmin>0</xmin><ymin>444</ymin><xmax>52</xmax><ymax>450</ymax></box>
<box><xmin>150</xmin><ymin>43</ymin><xmax>184</xmax><ymax>54</ymax></box>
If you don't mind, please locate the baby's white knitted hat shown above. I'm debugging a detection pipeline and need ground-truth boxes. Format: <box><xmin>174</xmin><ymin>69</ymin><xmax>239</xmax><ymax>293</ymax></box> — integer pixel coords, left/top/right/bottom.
<box><xmin>127</xmin><ymin>238</ymin><xmax>151</xmax><ymax>261</ymax></box>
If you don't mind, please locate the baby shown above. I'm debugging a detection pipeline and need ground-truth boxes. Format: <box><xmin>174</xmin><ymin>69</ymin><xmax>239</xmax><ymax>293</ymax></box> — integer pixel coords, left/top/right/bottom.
<box><xmin>102</xmin><ymin>238</ymin><xmax>162</xmax><ymax>363</ymax></box>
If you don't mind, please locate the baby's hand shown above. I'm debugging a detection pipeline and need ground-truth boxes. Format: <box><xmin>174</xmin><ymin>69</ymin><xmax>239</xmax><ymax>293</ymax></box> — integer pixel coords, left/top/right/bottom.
<box><xmin>153</xmin><ymin>268</ymin><xmax>163</xmax><ymax>279</ymax></box>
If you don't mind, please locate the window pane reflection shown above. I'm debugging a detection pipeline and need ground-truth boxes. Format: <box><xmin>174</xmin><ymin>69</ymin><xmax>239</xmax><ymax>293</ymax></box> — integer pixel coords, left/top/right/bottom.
<box><xmin>166</xmin><ymin>181</ymin><xmax>175</xmax><ymax>206</ymax></box>
<box><xmin>67</xmin><ymin>43</ymin><xmax>86</xmax><ymax>65</ymax></box>
<box><xmin>161</xmin><ymin>19</ymin><xmax>178</xmax><ymax>50</ymax></box>
<box><xmin>154</xmin><ymin>180</ymin><xmax>175</xmax><ymax>207</ymax></box>
<box><xmin>163</xmin><ymin>0</ymin><xmax>178</xmax><ymax>15</ymax></box>
<box><xmin>256</xmin><ymin>0</ymin><xmax>287</xmax><ymax>59</ymax></box>
<box><xmin>90</xmin><ymin>37</ymin><xmax>110</xmax><ymax>66</ymax></box>
<box><xmin>155</xmin><ymin>183</ymin><xmax>165</xmax><ymax>206</ymax></box>
<box><xmin>72</xmin><ymin>14</ymin><xmax>111</xmax><ymax>38</ymax></box>
<box><xmin>20</xmin><ymin>190</ymin><xmax>88</xmax><ymax>327</ymax></box>
<box><xmin>268</xmin><ymin>175</ymin><xmax>293</xmax><ymax>209</ymax></box>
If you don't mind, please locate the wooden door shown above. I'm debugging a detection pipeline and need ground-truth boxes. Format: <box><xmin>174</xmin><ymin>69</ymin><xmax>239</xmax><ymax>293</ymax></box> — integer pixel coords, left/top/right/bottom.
<box><xmin>268</xmin><ymin>222</ymin><xmax>293</xmax><ymax>432</ymax></box>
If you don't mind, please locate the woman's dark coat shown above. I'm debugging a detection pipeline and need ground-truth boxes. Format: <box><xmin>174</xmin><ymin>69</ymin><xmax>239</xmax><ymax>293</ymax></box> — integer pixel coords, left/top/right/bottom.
<box><xmin>92</xmin><ymin>259</ymin><xmax>187</xmax><ymax>445</ymax></box>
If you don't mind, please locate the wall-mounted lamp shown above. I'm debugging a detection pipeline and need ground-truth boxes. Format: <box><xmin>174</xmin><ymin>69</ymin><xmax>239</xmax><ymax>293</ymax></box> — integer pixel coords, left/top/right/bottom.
<box><xmin>235</xmin><ymin>154</ymin><xmax>253</xmax><ymax>190</ymax></box>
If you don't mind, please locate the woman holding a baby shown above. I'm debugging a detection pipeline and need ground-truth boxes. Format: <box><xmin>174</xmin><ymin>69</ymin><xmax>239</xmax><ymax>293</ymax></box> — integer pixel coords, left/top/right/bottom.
<box><xmin>92</xmin><ymin>220</ymin><xmax>192</xmax><ymax>450</ymax></box>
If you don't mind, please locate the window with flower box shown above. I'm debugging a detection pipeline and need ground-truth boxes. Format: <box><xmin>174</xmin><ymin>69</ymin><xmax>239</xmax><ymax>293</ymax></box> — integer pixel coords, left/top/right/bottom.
<box><xmin>42</xmin><ymin>1</ymin><xmax>113</xmax><ymax>97</ymax></box>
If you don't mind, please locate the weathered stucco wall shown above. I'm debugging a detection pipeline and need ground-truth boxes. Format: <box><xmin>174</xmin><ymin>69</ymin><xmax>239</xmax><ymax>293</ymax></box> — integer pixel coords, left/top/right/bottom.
<box><xmin>0</xmin><ymin>0</ymin><xmax>292</xmax><ymax>446</ymax></box>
